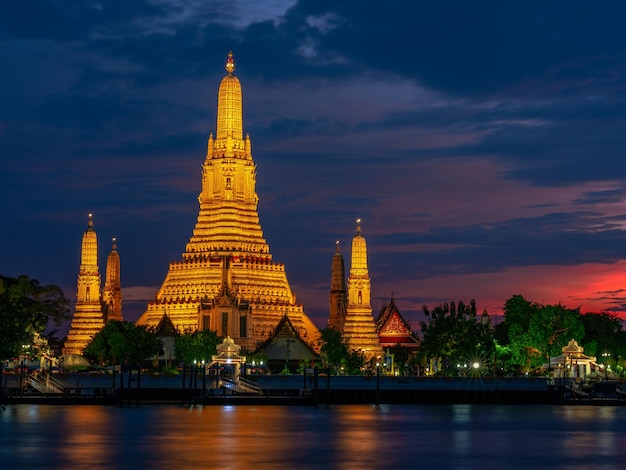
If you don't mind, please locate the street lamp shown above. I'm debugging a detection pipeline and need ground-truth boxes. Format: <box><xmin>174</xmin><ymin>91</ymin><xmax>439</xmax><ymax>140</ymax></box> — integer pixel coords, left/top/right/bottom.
<box><xmin>202</xmin><ymin>360</ymin><xmax>206</xmax><ymax>394</ymax></box>
<box><xmin>285</xmin><ymin>338</ymin><xmax>294</xmax><ymax>373</ymax></box>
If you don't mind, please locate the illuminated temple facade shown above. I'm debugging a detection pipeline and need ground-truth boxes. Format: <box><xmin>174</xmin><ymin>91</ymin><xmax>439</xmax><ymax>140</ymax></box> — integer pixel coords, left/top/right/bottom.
<box><xmin>331</xmin><ymin>220</ymin><xmax>383</xmax><ymax>360</ymax></box>
<box><xmin>63</xmin><ymin>215</ymin><xmax>123</xmax><ymax>355</ymax></box>
<box><xmin>136</xmin><ymin>52</ymin><xmax>318</xmax><ymax>350</ymax></box>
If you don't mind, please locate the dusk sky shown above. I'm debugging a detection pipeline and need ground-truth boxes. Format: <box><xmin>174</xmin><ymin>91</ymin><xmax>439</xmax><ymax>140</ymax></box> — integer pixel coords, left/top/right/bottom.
<box><xmin>3</xmin><ymin>1</ymin><xmax>626</xmax><ymax>332</ymax></box>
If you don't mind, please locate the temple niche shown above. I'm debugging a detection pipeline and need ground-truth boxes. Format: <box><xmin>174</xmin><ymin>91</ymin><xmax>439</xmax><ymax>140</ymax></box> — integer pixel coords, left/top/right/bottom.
<box><xmin>136</xmin><ymin>52</ymin><xmax>318</xmax><ymax>351</ymax></box>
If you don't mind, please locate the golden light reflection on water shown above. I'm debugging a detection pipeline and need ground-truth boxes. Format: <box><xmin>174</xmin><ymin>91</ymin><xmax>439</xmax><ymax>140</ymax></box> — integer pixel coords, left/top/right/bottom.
<box><xmin>120</xmin><ymin>405</ymin><xmax>401</xmax><ymax>469</ymax></box>
<box><xmin>3</xmin><ymin>404</ymin><xmax>626</xmax><ymax>469</ymax></box>
<box><xmin>59</xmin><ymin>406</ymin><xmax>111</xmax><ymax>467</ymax></box>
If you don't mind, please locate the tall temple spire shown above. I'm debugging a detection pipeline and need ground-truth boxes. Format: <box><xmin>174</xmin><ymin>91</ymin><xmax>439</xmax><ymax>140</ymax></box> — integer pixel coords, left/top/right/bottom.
<box><xmin>328</xmin><ymin>241</ymin><xmax>347</xmax><ymax>331</ymax></box>
<box><xmin>63</xmin><ymin>214</ymin><xmax>105</xmax><ymax>356</ymax></box>
<box><xmin>216</xmin><ymin>50</ymin><xmax>243</xmax><ymax>142</ymax></box>
<box><xmin>137</xmin><ymin>52</ymin><xmax>319</xmax><ymax>350</ymax></box>
<box><xmin>343</xmin><ymin>219</ymin><xmax>382</xmax><ymax>360</ymax></box>
<box><xmin>103</xmin><ymin>237</ymin><xmax>123</xmax><ymax>322</ymax></box>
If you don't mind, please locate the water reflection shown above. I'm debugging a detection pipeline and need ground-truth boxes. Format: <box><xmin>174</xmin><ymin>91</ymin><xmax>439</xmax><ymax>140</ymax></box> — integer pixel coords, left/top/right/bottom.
<box><xmin>2</xmin><ymin>404</ymin><xmax>626</xmax><ymax>469</ymax></box>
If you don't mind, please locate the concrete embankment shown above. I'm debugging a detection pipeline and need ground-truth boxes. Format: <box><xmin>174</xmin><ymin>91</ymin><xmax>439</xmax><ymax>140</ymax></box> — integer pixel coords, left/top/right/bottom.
<box><xmin>252</xmin><ymin>375</ymin><xmax>560</xmax><ymax>404</ymax></box>
<box><xmin>1</xmin><ymin>373</ymin><xmax>563</xmax><ymax>405</ymax></box>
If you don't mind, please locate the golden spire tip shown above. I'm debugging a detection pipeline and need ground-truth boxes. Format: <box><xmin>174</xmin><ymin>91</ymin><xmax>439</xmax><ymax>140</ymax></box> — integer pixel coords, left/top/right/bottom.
<box><xmin>226</xmin><ymin>50</ymin><xmax>235</xmax><ymax>74</ymax></box>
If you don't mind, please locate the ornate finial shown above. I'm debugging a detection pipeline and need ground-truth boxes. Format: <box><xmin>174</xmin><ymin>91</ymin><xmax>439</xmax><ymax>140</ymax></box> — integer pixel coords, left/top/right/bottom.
<box><xmin>225</xmin><ymin>50</ymin><xmax>235</xmax><ymax>74</ymax></box>
<box><xmin>355</xmin><ymin>218</ymin><xmax>361</xmax><ymax>234</ymax></box>
<box><xmin>88</xmin><ymin>213</ymin><xmax>94</xmax><ymax>228</ymax></box>
<box><xmin>335</xmin><ymin>240</ymin><xmax>340</xmax><ymax>252</ymax></box>
<box><xmin>112</xmin><ymin>237</ymin><xmax>117</xmax><ymax>251</ymax></box>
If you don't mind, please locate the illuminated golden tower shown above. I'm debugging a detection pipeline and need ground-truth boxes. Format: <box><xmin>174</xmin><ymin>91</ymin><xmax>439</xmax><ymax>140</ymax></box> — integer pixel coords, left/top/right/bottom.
<box><xmin>343</xmin><ymin>219</ymin><xmax>382</xmax><ymax>360</ymax></box>
<box><xmin>102</xmin><ymin>237</ymin><xmax>122</xmax><ymax>322</ymax></box>
<box><xmin>63</xmin><ymin>214</ymin><xmax>106</xmax><ymax>355</ymax></box>
<box><xmin>137</xmin><ymin>52</ymin><xmax>318</xmax><ymax>349</ymax></box>
<box><xmin>328</xmin><ymin>241</ymin><xmax>347</xmax><ymax>331</ymax></box>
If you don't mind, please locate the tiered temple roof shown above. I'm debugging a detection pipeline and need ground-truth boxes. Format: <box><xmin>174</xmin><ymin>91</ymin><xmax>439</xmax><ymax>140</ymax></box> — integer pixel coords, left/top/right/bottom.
<box><xmin>375</xmin><ymin>298</ymin><xmax>420</xmax><ymax>351</ymax></box>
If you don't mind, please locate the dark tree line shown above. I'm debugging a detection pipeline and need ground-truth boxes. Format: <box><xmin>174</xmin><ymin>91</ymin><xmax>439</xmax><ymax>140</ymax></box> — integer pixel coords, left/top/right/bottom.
<box><xmin>0</xmin><ymin>275</ymin><xmax>70</xmax><ymax>360</ymax></box>
<box><xmin>420</xmin><ymin>295</ymin><xmax>626</xmax><ymax>376</ymax></box>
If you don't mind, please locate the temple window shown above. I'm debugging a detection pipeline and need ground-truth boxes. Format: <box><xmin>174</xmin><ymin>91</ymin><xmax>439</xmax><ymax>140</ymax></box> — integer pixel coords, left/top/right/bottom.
<box><xmin>358</xmin><ymin>290</ymin><xmax>362</xmax><ymax>306</ymax></box>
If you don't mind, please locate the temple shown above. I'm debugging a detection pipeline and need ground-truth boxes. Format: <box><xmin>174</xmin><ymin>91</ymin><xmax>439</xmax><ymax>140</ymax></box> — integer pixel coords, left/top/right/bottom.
<box><xmin>136</xmin><ymin>52</ymin><xmax>318</xmax><ymax>350</ymax></box>
<box><xmin>63</xmin><ymin>215</ymin><xmax>123</xmax><ymax>355</ymax></box>
<box><xmin>340</xmin><ymin>219</ymin><xmax>383</xmax><ymax>360</ymax></box>
<box><xmin>102</xmin><ymin>237</ymin><xmax>122</xmax><ymax>322</ymax></box>
<box><xmin>375</xmin><ymin>298</ymin><xmax>420</xmax><ymax>353</ymax></box>
<box><xmin>328</xmin><ymin>241</ymin><xmax>347</xmax><ymax>331</ymax></box>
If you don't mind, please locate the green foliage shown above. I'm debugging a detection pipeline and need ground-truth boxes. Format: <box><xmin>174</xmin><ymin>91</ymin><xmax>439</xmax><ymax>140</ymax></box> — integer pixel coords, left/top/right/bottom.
<box><xmin>420</xmin><ymin>299</ymin><xmax>495</xmax><ymax>375</ymax></box>
<box><xmin>0</xmin><ymin>274</ymin><xmax>71</xmax><ymax>360</ymax></box>
<box><xmin>494</xmin><ymin>343</ymin><xmax>513</xmax><ymax>375</ymax></box>
<box><xmin>83</xmin><ymin>320</ymin><xmax>163</xmax><ymax>365</ymax></box>
<box><xmin>343</xmin><ymin>349</ymin><xmax>365</xmax><ymax>375</ymax></box>
<box><xmin>174</xmin><ymin>329</ymin><xmax>222</xmax><ymax>364</ymax></box>
<box><xmin>318</xmin><ymin>327</ymin><xmax>347</xmax><ymax>370</ymax></box>
<box><xmin>580</xmin><ymin>312</ymin><xmax>625</xmax><ymax>365</ymax></box>
<box><xmin>247</xmin><ymin>351</ymin><xmax>268</xmax><ymax>364</ymax></box>
<box><xmin>317</xmin><ymin>327</ymin><xmax>364</xmax><ymax>374</ymax></box>
<box><xmin>504</xmin><ymin>295</ymin><xmax>584</xmax><ymax>371</ymax></box>
<box><xmin>387</xmin><ymin>344</ymin><xmax>411</xmax><ymax>370</ymax></box>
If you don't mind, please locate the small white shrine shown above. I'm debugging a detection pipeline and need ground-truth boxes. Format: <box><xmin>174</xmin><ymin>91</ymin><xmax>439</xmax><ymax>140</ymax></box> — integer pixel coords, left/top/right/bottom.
<box><xmin>546</xmin><ymin>339</ymin><xmax>598</xmax><ymax>379</ymax></box>
<box><xmin>211</xmin><ymin>336</ymin><xmax>246</xmax><ymax>378</ymax></box>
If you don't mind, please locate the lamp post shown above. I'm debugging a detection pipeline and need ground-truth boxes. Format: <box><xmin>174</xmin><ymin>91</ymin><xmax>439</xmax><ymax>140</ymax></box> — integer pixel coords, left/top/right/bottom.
<box><xmin>285</xmin><ymin>339</ymin><xmax>294</xmax><ymax>373</ymax></box>
<box><xmin>202</xmin><ymin>360</ymin><xmax>206</xmax><ymax>397</ymax></box>
<box><xmin>193</xmin><ymin>360</ymin><xmax>197</xmax><ymax>398</ymax></box>
<box><xmin>375</xmin><ymin>361</ymin><xmax>380</xmax><ymax>405</ymax></box>
<box><xmin>602</xmin><ymin>352</ymin><xmax>611</xmax><ymax>379</ymax></box>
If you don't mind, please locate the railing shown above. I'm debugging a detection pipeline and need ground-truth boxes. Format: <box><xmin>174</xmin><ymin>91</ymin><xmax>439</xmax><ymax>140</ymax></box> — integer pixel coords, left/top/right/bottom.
<box><xmin>217</xmin><ymin>376</ymin><xmax>263</xmax><ymax>395</ymax></box>
<box><xmin>27</xmin><ymin>374</ymin><xmax>65</xmax><ymax>394</ymax></box>
<box><xmin>236</xmin><ymin>376</ymin><xmax>263</xmax><ymax>395</ymax></box>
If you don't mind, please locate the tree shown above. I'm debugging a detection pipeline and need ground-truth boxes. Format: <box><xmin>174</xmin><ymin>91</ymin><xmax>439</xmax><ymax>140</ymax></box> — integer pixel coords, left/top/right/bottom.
<box><xmin>0</xmin><ymin>274</ymin><xmax>71</xmax><ymax>360</ymax></box>
<box><xmin>387</xmin><ymin>344</ymin><xmax>411</xmax><ymax>373</ymax></box>
<box><xmin>174</xmin><ymin>329</ymin><xmax>222</xmax><ymax>364</ymax></box>
<box><xmin>504</xmin><ymin>295</ymin><xmax>584</xmax><ymax>372</ymax></box>
<box><xmin>83</xmin><ymin>320</ymin><xmax>163</xmax><ymax>366</ymax></box>
<box><xmin>420</xmin><ymin>300</ymin><xmax>494</xmax><ymax>376</ymax></box>
<box><xmin>580</xmin><ymin>312</ymin><xmax>625</xmax><ymax>367</ymax></box>
<box><xmin>318</xmin><ymin>327</ymin><xmax>346</xmax><ymax>370</ymax></box>
<box><xmin>317</xmin><ymin>327</ymin><xmax>364</xmax><ymax>374</ymax></box>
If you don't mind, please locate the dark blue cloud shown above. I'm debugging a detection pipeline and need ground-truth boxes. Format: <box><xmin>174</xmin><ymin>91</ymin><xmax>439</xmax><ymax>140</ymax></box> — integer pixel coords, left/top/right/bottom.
<box><xmin>3</xmin><ymin>0</ymin><xmax>626</xmax><ymax>327</ymax></box>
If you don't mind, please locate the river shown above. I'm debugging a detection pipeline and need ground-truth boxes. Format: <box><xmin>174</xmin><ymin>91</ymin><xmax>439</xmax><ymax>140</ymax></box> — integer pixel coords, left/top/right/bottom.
<box><xmin>2</xmin><ymin>404</ymin><xmax>625</xmax><ymax>469</ymax></box>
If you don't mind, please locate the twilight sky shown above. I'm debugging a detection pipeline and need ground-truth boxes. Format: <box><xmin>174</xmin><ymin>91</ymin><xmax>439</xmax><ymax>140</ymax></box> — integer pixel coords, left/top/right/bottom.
<box><xmin>3</xmin><ymin>1</ymin><xmax>626</xmax><ymax>332</ymax></box>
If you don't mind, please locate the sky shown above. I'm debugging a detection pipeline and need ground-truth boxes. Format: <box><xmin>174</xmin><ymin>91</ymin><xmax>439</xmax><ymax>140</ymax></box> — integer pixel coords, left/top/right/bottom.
<box><xmin>3</xmin><ymin>1</ymin><xmax>626</xmax><ymax>333</ymax></box>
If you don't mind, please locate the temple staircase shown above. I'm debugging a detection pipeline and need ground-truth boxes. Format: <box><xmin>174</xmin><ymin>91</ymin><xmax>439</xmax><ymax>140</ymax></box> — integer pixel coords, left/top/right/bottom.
<box><xmin>27</xmin><ymin>374</ymin><xmax>65</xmax><ymax>394</ymax></box>
<box><xmin>220</xmin><ymin>376</ymin><xmax>263</xmax><ymax>395</ymax></box>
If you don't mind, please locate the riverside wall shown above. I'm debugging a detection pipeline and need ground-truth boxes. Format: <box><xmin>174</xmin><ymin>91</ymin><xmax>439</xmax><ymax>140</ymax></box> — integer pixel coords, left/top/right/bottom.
<box><xmin>1</xmin><ymin>372</ymin><xmax>566</xmax><ymax>405</ymax></box>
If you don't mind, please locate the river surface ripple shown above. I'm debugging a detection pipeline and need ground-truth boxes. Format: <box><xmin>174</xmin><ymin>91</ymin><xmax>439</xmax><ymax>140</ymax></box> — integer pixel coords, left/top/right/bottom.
<box><xmin>2</xmin><ymin>404</ymin><xmax>626</xmax><ymax>469</ymax></box>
